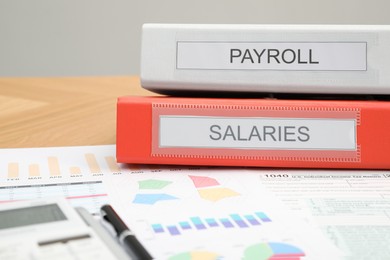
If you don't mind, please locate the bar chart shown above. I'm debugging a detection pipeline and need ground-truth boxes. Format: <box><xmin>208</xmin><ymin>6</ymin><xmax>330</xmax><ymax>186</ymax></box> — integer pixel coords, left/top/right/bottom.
<box><xmin>0</xmin><ymin>145</ymin><xmax>204</xmax><ymax>215</ymax></box>
<box><xmin>1</xmin><ymin>145</ymin><xmax>200</xmax><ymax>184</ymax></box>
<box><xmin>0</xmin><ymin>145</ymin><xmax>179</xmax><ymax>184</ymax></box>
<box><xmin>151</xmin><ymin>211</ymin><xmax>272</xmax><ymax>236</ymax></box>
<box><xmin>0</xmin><ymin>146</ymin><xmax>121</xmax><ymax>215</ymax></box>
<box><xmin>5</xmin><ymin>154</ymin><xmax>118</xmax><ymax>180</ymax></box>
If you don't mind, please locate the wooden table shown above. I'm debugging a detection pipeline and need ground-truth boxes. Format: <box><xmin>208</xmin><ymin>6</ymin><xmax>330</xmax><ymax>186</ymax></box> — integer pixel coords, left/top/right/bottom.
<box><xmin>0</xmin><ymin>77</ymin><xmax>156</xmax><ymax>148</ymax></box>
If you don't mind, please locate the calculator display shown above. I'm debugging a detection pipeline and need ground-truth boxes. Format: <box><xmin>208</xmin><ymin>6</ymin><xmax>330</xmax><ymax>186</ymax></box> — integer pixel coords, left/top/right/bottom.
<box><xmin>0</xmin><ymin>204</ymin><xmax>67</xmax><ymax>230</ymax></box>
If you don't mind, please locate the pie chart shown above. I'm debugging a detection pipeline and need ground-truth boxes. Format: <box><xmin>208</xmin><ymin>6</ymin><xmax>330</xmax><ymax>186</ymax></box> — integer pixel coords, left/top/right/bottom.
<box><xmin>168</xmin><ymin>251</ymin><xmax>221</xmax><ymax>260</ymax></box>
<box><xmin>243</xmin><ymin>242</ymin><xmax>305</xmax><ymax>260</ymax></box>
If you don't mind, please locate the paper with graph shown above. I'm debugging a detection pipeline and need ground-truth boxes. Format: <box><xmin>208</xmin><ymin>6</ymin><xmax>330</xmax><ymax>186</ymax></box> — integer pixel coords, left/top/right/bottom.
<box><xmin>0</xmin><ymin>145</ymin><xmax>200</xmax><ymax>214</ymax></box>
<box><xmin>3</xmin><ymin>145</ymin><xmax>388</xmax><ymax>258</ymax></box>
<box><xmin>105</xmin><ymin>170</ymin><xmax>342</xmax><ymax>259</ymax></box>
<box><xmin>252</xmin><ymin>169</ymin><xmax>390</xmax><ymax>260</ymax></box>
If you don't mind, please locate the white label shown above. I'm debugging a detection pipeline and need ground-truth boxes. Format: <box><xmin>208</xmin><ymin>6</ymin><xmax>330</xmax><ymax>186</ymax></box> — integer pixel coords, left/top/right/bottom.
<box><xmin>177</xmin><ymin>42</ymin><xmax>367</xmax><ymax>71</ymax></box>
<box><xmin>159</xmin><ymin>116</ymin><xmax>356</xmax><ymax>150</ymax></box>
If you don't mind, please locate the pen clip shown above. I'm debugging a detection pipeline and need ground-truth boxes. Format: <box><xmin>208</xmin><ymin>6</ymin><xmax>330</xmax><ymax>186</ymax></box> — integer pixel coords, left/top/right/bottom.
<box><xmin>100</xmin><ymin>210</ymin><xmax>119</xmax><ymax>239</ymax></box>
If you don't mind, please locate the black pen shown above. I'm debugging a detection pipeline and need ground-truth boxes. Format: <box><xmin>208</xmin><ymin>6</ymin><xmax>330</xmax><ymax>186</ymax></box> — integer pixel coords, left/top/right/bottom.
<box><xmin>101</xmin><ymin>204</ymin><xmax>153</xmax><ymax>260</ymax></box>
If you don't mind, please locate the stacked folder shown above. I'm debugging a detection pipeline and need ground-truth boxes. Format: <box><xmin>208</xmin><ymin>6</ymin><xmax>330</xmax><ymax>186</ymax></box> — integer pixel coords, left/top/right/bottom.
<box><xmin>117</xmin><ymin>24</ymin><xmax>390</xmax><ymax>169</ymax></box>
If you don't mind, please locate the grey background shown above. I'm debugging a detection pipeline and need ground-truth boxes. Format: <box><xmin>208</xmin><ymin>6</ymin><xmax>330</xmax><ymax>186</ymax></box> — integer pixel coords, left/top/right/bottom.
<box><xmin>1</xmin><ymin>0</ymin><xmax>389</xmax><ymax>76</ymax></box>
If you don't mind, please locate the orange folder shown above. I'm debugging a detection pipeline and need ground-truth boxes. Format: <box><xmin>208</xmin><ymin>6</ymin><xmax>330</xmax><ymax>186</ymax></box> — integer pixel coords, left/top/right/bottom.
<box><xmin>117</xmin><ymin>96</ymin><xmax>390</xmax><ymax>169</ymax></box>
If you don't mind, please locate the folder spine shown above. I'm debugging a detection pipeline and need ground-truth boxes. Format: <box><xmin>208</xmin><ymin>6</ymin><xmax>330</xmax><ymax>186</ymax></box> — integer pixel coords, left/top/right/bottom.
<box><xmin>117</xmin><ymin>96</ymin><xmax>390</xmax><ymax>169</ymax></box>
<box><xmin>141</xmin><ymin>24</ymin><xmax>390</xmax><ymax>95</ymax></box>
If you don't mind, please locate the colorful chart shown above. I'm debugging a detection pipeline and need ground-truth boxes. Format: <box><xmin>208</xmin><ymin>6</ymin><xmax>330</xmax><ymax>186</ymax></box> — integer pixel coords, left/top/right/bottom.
<box><xmin>105</xmin><ymin>170</ymin><xmax>342</xmax><ymax>259</ymax></box>
<box><xmin>138</xmin><ymin>179</ymin><xmax>172</xmax><ymax>190</ymax></box>
<box><xmin>243</xmin><ymin>242</ymin><xmax>305</xmax><ymax>260</ymax></box>
<box><xmin>0</xmin><ymin>145</ymin><xmax>184</xmax><ymax>185</ymax></box>
<box><xmin>132</xmin><ymin>178</ymin><xmax>177</xmax><ymax>205</ymax></box>
<box><xmin>5</xmin><ymin>153</ymin><xmax>117</xmax><ymax>180</ymax></box>
<box><xmin>151</xmin><ymin>211</ymin><xmax>272</xmax><ymax>236</ymax></box>
<box><xmin>198</xmin><ymin>187</ymin><xmax>240</xmax><ymax>202</ymax></box>
<box><xmin>132</xmin><ymin>194</ymin><xmax>178</xmax><ymax>205</ymax></box>
<box><xmin>189</xmin><ymin>175</ymin><xmax>220</xmax><ymax>188</ymax></box>
<box><xmin>168</xmin><ymin>251</ymin><xmax>221</xmax><ymax>260</ymax></box>
<box><xmin>189</xmin><ymin>175</ymin><xmax>240</xmax><ymax>202</ymax></box>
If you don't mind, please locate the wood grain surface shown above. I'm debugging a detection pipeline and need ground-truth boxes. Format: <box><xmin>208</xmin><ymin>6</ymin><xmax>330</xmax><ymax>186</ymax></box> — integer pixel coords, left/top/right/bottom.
<box><xmin>0</xmin><ymin>76</ymin><xmax>156</xmax><ymax>148</ymax></box>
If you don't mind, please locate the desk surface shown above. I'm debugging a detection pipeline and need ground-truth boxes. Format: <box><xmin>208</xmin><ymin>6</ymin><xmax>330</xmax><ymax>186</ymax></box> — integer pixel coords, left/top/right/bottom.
<box><xmin>0</xmin><ymin>76</ymin><xmax>155</xmax><ymax>148</ymax></box>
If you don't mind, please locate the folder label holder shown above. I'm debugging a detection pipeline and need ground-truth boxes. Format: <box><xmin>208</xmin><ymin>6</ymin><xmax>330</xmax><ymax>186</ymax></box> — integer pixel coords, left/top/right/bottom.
<box><xmin>152</xmin><ymin>102</ymin><xmax>360</xmax><ymax>162</ymax></box>
<box><xmin>176</xmin><ymin>41</ymin><xmax>368</xmax><ymax>71</ymax></box>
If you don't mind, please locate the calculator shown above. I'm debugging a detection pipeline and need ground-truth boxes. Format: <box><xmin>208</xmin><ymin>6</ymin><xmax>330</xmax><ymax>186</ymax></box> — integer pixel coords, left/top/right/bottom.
<box><xmin>0</xmin><ymin>198</ymin><xmax>129</xmax><ymax>260</ymax></box>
